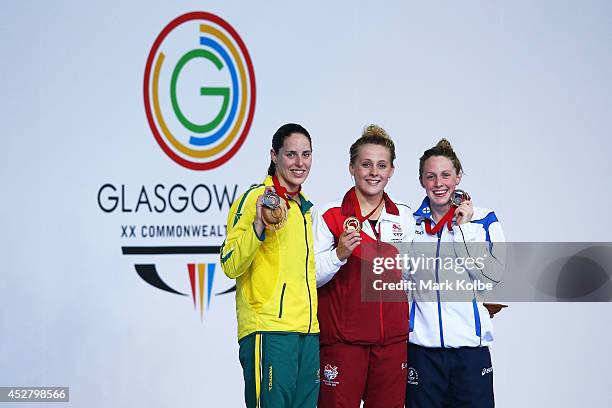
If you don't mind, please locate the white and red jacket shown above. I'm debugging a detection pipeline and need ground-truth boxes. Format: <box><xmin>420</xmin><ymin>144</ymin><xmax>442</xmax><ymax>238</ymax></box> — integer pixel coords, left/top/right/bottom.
<box><xmin>314</xmin><ymin>188</ymin><xmax>415</xmax><ymax>346</ymax></box>
<box><xmin>409</xmin><ymin>197</ymin><xmax>506</xmax><ymax>348</ymax></box>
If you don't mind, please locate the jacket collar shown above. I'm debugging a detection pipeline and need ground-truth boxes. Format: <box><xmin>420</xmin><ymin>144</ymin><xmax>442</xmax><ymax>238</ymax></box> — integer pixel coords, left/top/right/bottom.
<box><xmin>340</xmin><ymin>187</ymin><xmax>399</xmax><ymax>219</ymax></box>
<box><xmin>413</xmin><ymin>196</ymin><xmax>433</xmax><ymax>221</ymax></box>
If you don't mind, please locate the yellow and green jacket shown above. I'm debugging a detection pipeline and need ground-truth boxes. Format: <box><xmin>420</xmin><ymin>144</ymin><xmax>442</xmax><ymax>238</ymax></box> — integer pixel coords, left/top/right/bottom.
<box><xmin>221</xmin><ymin>176</ymin><xmax>319</xmax><ymax>341</ymax></box>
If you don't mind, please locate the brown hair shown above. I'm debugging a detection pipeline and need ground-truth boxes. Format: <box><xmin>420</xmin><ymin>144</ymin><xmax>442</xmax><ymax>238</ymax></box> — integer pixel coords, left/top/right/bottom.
<box><xmin>349</xmin><ymin>124</ymin><xmax>396</xmax><ymax>166</ymax></box>
<box><xmin>418</xmin><ymin>138</ymin><xmax>463</xmax><ymax>179</ymax></box>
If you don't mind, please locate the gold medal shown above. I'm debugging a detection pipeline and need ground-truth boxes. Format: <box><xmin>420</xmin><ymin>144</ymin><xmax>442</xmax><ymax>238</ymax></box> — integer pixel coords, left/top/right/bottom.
<box><xmin>343</xmin><ymin>216</ymin><xmax>362</xmax><ymax>233</ymax></box>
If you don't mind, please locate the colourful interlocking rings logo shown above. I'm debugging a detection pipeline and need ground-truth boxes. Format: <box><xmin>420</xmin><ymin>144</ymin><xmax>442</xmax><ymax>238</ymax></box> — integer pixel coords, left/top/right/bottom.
<box><xmin>144</xmin><ymin>12</ymin><xmax>256</xmax><ymax>170</ymax></box>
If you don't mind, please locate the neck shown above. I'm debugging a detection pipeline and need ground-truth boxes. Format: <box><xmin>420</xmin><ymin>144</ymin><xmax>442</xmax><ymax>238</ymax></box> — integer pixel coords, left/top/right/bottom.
<box><xmin>355</xmin><ymin>188</ymin><xmax>384</xmax><ymax>217</ymax></box>
<box><xmin>274</xmin><ymin>175</ymin><xmax>299</xmax><ymax>194</ymax></box>
<box><xmin>273</xmin><ymin>175</ymin><xmax>301</xmax><ymax>205</ymax></box>
<box><xmin>430</xmin><ymin>202</ymin><xmax>451</xmax><ymax>223</ymax></box>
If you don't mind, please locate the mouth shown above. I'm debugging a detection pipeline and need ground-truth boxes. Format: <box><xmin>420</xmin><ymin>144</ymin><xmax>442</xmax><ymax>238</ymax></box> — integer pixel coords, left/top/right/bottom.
<box><xmin>365</xmin><ymin>178</ymin><xmax>382</xmax><ymax>186</ymax></box>
<box><xmin>290</xmin><ymin>169</ymin><xmax>306</xmax><ymax>178</ymax></box>
<box><xmin>432</xmin><ymin>188</ymin><xmax>449</xmax><ymax>198</ymax></box>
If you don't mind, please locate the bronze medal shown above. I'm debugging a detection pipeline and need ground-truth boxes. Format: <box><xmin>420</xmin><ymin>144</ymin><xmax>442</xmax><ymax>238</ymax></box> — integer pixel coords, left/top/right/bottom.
<box><xmin>451</xmin><ymin>189</ymin><xmax>470</xmax><ymax>207</ymax></box>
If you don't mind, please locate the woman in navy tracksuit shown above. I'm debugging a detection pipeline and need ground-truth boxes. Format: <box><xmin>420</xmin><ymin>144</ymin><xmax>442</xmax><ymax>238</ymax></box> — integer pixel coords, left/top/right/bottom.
<box><xmin>405</xmin><ymin>139</ymin><xmax>506</xmax><ymax>408</ymax></box>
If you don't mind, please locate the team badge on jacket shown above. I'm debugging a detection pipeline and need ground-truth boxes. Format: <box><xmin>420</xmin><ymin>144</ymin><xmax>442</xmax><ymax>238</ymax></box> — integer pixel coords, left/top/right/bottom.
<box><xmin>323</xmin><ymin>364</ymin><xmax>340</xmax><ymax>386</ymax></box>
<box><xmin>380</xmin><ymin>221</ymin><xmax>406</xmax><ymax>242</ymax></box>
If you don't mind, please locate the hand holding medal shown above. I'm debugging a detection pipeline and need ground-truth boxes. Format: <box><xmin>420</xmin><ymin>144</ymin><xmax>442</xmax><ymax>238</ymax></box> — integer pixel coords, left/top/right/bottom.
<box><xmin>451</xmin><ymin>189</ymin><xmax>469</xmax><ymax>207</ymax></box>
<box><xmin>337</xmin><ymin>193</ymin><xmax>385</xmax><ymax>261</ymax></box>
<box><xmin>261</xmin><ymin>189</ymin><xmax>288</xmax><ymax>230</ymax></box>
<box><xmin>452</xmin><ymin>189</ymin><xmax>473</xmax><ymax>225</ymax></box>
<box><xmin>336</xmin><ymin>227</ymin><xmax>362</xmax><ymax>261</ymax></box>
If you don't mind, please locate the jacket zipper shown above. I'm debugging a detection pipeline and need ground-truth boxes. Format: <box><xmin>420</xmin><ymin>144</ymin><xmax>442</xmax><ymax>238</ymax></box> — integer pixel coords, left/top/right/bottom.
<box><xmin>278</xmin><ymin>283</ymin><xmax>287</xmax><ymax>318</ymax></box>
<box><xmin>435</xmin><ymin>230</ymin><xmax>445</xmax><ymax>347</ymax></box>
<box><xmin>374</xmin><ymin>221</ymin><xmax>384</xmax><ymax>342</ymax></box>
<box><xmin>303</xmin><ymin>215</ymin><xmax>312</xmax><ymax>333</ymax></box>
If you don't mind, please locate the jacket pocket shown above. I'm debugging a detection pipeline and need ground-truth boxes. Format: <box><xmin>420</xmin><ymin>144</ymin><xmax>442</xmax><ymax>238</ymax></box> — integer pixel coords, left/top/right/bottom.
<box><xmin>278</xmin><ymin>283</ymin><xmax>287</xmax><ymax>318</ymax></box>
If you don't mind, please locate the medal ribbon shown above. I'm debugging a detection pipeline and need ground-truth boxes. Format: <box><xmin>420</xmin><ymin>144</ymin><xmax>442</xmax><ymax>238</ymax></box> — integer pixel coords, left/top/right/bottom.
<box><xmin>424</xmin><ymin>206</ymin><xmax>456</xmax><ymax>235</ymax></box>
<box><xmin>352</xmin><ymin>189</ymin><xmax>385</xmax><ymax>223</ymax></box>
<box><xmin>272</xmin><ymin>175</ymin><xmax>301</xmax><ymax>208</ymax></box>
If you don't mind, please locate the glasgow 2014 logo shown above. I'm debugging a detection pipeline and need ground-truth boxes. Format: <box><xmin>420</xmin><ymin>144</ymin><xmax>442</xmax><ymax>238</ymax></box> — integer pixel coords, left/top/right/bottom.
<box><xmin>144</xmin><ymin>12</ymin><xmax>256</xmax><ymax>170</ymax></box>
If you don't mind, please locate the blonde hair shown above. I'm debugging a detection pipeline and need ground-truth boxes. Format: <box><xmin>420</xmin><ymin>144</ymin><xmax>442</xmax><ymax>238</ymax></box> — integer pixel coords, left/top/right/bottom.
<box><xmin>418</xmin><ymin>138</ymin><xmax>463</xmax><ymax>179</ymax></box>
<box><xmin>349</xmin><ymin>124</ymin><xmax>396</xmax><ymax>165</ymax></box>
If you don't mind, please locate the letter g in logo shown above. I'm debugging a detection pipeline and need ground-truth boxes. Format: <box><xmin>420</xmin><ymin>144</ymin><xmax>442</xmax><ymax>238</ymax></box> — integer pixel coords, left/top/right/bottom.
<box><xmin>170</xmin><ymin>49</ymin><xmax>230</xmax><ymax>137</ymax></box>
<box><xmin>144</xmin><ymin>12</ymin><xmax>256</xmax><ymax>170</ymax></box>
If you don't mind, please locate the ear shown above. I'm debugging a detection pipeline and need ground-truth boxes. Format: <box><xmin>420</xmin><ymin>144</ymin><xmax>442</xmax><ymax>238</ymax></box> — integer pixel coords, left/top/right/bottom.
<box><xmin>349</xmin><ymin>163</ymin><xmax>355</xmax><ymax>177</ymax></box>
<box><xmin>419</xmin><ymin>177</ymin><xmax>425</xmax><ymax>188</ymax></box>
<box><xmin>388</xmin><ymin>166</ymin><xmax>395</xmax><ymax>179</ymax></box>
<box><xmin>456</xmin><ymin>173</ymin><xmax>462</xmax><ymax>185</ymax></box>
<box><xmin>270</xmin><ymin>149</ymin><xmax>277</xmax><ymax>164</ymax></box>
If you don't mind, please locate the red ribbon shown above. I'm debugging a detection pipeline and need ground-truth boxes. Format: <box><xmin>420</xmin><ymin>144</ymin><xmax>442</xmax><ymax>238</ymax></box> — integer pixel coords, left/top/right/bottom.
<box><xmin>424</xmin><ymin>206</ymin><xmax>456</xmax><ymax>235</ymax></box>
<box><xmin>351</xmin><ymin>188</ymin><xmax>385</xmax><ymax>223</ymax></box>
<box><xmin>349</xmin><ymin>188</ymin><xmax>385</xmax><ymax>239</ymax></box>
<box><xmin>272</xmin><ymin>175</ymin><xmax>301</xmax><ymax>208</ymax></box>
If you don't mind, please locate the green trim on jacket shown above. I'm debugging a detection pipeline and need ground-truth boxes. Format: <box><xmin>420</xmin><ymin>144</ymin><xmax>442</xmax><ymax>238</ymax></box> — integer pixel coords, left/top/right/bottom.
<box><xmin>221</xmin><ymin>176</ymin><xmax>319</xmax><ymax>341</ymax></box>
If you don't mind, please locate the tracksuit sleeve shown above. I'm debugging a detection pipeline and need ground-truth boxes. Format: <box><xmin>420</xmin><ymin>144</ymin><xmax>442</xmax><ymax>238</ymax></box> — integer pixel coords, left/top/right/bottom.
<box><xmin>402</xmin><ymin>210</ymin><xmax>416</xmax><ymax>243</ymax></box>
<box><xmin>313</xmin><ymin>207</ymin><xmax>346</xmax><ymax>288</ymax></box>
<box><xmin>452</xmin><ymin>213</ymin><xmax>506</xmax><ymax>293</ymax></box>
<box><xmin>220</xmin><ymin>190</ymin><xmax>265</xmax><ymax>279</ymax></box>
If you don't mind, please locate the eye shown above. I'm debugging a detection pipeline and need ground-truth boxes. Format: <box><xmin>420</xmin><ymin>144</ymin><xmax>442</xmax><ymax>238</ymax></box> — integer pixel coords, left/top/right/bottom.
<box><xmin>303</xmin><ymin>151</ymin><xmax>311</xmax><ymax>158</ymax></box>
<box><xmin>361</xmin><ymin>162</ymin><xmax>372</xmax><ymax>168</ymax></box>
<box><xmin>286</xmin><ymin>152</ymin><xmax>296</xmax><ymax>158</ymax></box>
<box><xmin>426</xmin><ymin>175</ymin><xmax>434</xmax><ymax>180</ymax></box>
<box><xmin>378</xmin><ymin>163</ymin><xmax>387</xmax><ymax>169</ymax></box>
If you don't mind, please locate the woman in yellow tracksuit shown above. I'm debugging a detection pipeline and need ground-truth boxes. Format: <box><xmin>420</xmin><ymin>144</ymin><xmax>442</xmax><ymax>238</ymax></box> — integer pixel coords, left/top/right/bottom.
<box><xmin>221</xmin><ymin>123</ymin><xmax>319</xmax><ymax>408</ymax></box>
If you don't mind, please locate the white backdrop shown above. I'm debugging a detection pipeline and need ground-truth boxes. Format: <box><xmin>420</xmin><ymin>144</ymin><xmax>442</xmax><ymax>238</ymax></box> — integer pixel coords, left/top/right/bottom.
<box><xmin>3</xmin><ymin>1</ymin><xmax>612</xmax><ymax>406</ymax></box>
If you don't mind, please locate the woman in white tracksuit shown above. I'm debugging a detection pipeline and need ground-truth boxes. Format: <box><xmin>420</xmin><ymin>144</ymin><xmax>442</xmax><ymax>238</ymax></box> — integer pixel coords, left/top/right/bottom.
<box><xmin>405</xmin><ymin>139</ymin><xmax>506</xmax><ymax>408</ymax></box>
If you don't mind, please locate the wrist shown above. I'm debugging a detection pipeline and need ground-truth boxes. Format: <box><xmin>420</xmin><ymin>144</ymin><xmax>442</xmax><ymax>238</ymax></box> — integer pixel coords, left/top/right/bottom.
<box><xmin>253</xmin><ymin>219</ymin><xmax>264</xmax><ymax>231</ymax></box>
<box><xmin>332</xmin><ymin>248</ymin><xmax>348</xmax><ymax>265</ymax></box>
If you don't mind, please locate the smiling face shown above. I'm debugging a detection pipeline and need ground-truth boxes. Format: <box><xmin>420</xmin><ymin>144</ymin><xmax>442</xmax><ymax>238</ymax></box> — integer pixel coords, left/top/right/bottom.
<box><xmin>350</xmin><ymin>143</ymin><xmax>394</xmax><ymax>199</ymax></box>
<box><xmin>270</xmin><ymin>132</ymin><xmax>312</xmax><ymax>191</ymax></box>
<box><xmin>420</xmin><ymin>155</ymin><xmax>462</xmax><ymax>209</ymax></box>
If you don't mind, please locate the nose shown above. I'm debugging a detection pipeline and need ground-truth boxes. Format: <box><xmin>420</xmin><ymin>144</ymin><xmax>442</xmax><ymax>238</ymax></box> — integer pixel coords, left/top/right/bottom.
<box><xmin>295</xmin><ymin>155</ymin><xmax>303</xmax><ymax>167</ymax></box>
